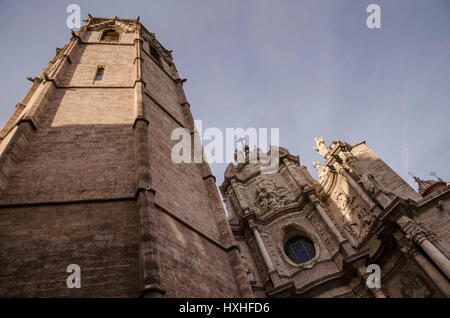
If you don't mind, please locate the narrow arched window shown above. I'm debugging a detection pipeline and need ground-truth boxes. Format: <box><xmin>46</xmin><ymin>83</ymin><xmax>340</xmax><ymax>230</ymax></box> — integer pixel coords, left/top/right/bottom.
<box><xmin>100</xmin><ymin>29</ymin><xmax>120</xmax><ymax>42</ymax></box>
<box><xmin>149</xmin><ymin>46</ymin><xmax>161</xmax><ymax>63</ymax></box>
<box><xmin>95</xmin><ymin>66</ymin><xmax>104</xmax><ymax>81</ymax></box>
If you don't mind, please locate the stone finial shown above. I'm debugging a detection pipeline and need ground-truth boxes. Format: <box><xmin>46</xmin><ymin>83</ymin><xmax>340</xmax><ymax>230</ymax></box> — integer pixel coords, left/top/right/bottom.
<box><xmin>313</xmin><ymin>161</ymin><xmax>330</xmax><ymax>180</ymax></box>
<box><xmin>313</xmin><ymin>136</ymin><xmax>330</xmax><ymax>159</ymax></box>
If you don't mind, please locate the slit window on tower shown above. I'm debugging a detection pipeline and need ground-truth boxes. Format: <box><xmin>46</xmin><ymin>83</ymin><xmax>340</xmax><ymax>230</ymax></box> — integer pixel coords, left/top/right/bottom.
<box><xmin>100</xmin><ymin>29</ymin><xmax>120</xmax><ymax>42</ymax></box>
<box><xmin>95</xmin><ymin>66</ymin><xmax>104</xmax><ymax>81</ymax></box>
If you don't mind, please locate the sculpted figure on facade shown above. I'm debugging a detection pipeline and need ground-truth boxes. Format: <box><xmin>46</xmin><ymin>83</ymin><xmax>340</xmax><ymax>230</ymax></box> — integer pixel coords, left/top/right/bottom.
<box><xmin>313</xmin><ymin>161</ymin><xmax>330</xmax><ymax>180</ymax></box>
<box><xmin>254</xmin><ymin>178</ymin><xmax>293</xmax><ymax>212</ymax></box>
<box><xmin>241</xmin><ymin>255</ymin><xmax>257</xmax><ymax>284</ymax></box>
<box><xmin>335</xmin><ymin>192</ymin><xmax>374</xmax><ymax>242</ymax></box>
<box><xmin>313</xmin><ymin>136</ymin><xmax>330</xmax><ymax>159</ymax></box>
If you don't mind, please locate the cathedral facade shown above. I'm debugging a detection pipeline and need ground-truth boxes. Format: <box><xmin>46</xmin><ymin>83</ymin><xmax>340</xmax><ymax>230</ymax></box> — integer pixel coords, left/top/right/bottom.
<box><xmin>221</xmin><ymin>142</ymin><xmax>449</xmax><ymax>298</ymax></box>
<box><xmin>0</xmin><ymin>16</ymin><xmax>448</xmax><ymax>298</ymax></box>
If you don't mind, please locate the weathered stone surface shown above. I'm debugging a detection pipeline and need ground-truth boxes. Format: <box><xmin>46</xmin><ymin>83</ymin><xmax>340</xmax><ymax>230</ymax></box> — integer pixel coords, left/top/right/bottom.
<box><xmin>221</xmin><ymin>140</ymin><xmax>449</xmax><ymax>298</ymax></box>
<box><xmin>0</xmin><ymin>16</ymin><xmax>247</xmax><ymax>298</ymax></box>
<box><xmin>0</xmin><ymin>16</ymin><xmax>448</xmax><ymax>298</ymax></box>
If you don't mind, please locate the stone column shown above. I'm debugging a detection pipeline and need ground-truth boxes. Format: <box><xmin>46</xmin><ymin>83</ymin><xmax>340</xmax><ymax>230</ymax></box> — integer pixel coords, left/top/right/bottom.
<box><xmin>395</xmin><ymin>231</ymin><xmax>450</xmax><ymax>297</ymax></box>
<box><xmin>308</xmin><ymin>194</ymin><xmax>356</xmax><ymax>256</ymax></box>
<box><xmin>405</xmin><ymin>244</ymin><xmax>450</xmax><ymax>297</ymax></box>
<box><xmin>310</xmin><ymin>195</ymin><xmax>346</xmax><ymax>244</ymax></box>
<box><xmin>397</xmin><ymin>216</ymin><xmax>450</xmax><ymax>279</ymax></box>
<box><xmin>249</xmin><ymin>220</ymin><xmax>281</xmax><ymax>287</ymax></box>
<box><xmin>420</xmin><ymin>239</ymin><xmax>450</xmax><ymax>279</ymax></box>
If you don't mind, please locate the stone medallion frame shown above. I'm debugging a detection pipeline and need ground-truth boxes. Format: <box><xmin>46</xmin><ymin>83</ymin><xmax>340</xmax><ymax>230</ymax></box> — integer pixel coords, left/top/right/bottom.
<box><xmin>278</xmin><ymin>222</ymin><xmax>320</xmax><ymax>270</ymax></box>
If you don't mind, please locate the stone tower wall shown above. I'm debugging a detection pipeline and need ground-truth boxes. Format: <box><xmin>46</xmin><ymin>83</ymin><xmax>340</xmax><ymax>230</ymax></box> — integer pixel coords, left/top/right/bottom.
<box><xmin>0</xmin><ymin>17</ymin><xmax>249</xmax><ymax>297</ymax></box>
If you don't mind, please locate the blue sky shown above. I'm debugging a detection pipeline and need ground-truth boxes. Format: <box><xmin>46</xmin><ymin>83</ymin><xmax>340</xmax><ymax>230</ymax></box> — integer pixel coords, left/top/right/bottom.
<box><xmin>0</xmin><ymin>0</ymin><xmax>449</xmax><ymax>190</ymax></box>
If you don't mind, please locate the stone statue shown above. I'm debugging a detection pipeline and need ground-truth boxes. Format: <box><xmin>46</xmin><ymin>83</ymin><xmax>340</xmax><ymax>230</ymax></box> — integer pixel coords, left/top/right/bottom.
<box><xmin>335</xmin><ymin>192</ymin><xmax>374</xmax><ymax>242</ymax></box>
<box><xmin>313</xmin><ymin>137</ymin><xmax>330</xmax><ymax>158</ymax></box>
<box><xmin>241</xmin><ymin>256</ymin><xmax>256</xmax><ymax>284</ymax></box>
<box><xmin>313</xmin><ymin>161</ymin><xmax>330</xmax><ymax>180</ymax></box>
<box><xmin>336</xmin><ymin>192</ymin><xmax>354</xmax><ymax>214</ymax></box>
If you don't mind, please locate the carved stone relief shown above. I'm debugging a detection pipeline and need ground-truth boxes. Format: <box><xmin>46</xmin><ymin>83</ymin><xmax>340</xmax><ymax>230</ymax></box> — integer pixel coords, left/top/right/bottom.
<box><xmin>307</xmin><ymin>208</ymin><xmax>337</xmax><ymax>255</ymax></box>
<box><xmin>229</xmin><ymin>191</ymin><xmax>243</xmax><ymax>218</ymax></box>
<box><xmin>240</xmin><ymin>163</ymin><xmax>261</xmax><ymax>180</ymax></box>
<box><xmin>260</xmin><ymin>231</ymin><xmax>286</xmax><ymax>276</ymax></box>
<box><xmin>241</xmin><ymin>255</ymin><xmax>257</xmax><ymax>285</ymax></box>
<box><xmin>313</xmin><ymin>161</ymin><xmax>330</xmax><ymax>180</ymax></box>
<box><xmin>248</xmin><ymin>237</ymin><xmax>268</xmax><ymax>283</ymax></box>
<box><xmin>334</xmin><ymin>191</ymin><xmax>375</xmax><ymax>244</ymax></box>
<box><xmin>399</xmin><ymin>270</ymin><xmax>434</xmax><ymax>298</ymax></box>
<box><xmin>281</xmin><ymin>168</ymin><xmax>301</xmax><ymax>198</ymax></box>
<box><xmin>253</xmin><ymin>178</ymin><xmax>294</xmax><ymax>213</ymax></box>
<box><xmin>397</xmin><ymin>216</ymin><xmax>437</xmax><ymax>245</ymax></box>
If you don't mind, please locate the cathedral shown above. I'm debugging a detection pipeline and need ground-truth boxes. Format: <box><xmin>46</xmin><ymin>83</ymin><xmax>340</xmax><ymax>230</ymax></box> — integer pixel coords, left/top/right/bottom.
<box><xmin>0</xmin><ymin>16</ymin><xmax>448</xmax><ymax>298</ymax></box>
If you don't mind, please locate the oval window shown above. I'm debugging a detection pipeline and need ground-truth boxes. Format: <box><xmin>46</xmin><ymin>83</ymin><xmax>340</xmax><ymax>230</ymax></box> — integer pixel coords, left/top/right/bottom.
<box><xmin>284</xmin><ymin>236</ymin><xmax>315</xmax><ymax>264</ymax></box>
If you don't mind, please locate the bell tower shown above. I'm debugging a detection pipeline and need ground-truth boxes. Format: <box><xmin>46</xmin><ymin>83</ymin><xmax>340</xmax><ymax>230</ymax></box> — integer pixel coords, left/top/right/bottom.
<box><xmin>0</xmin><ymin>16</ymin><xmax>252</xmax><ymax>297</ymax></box>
